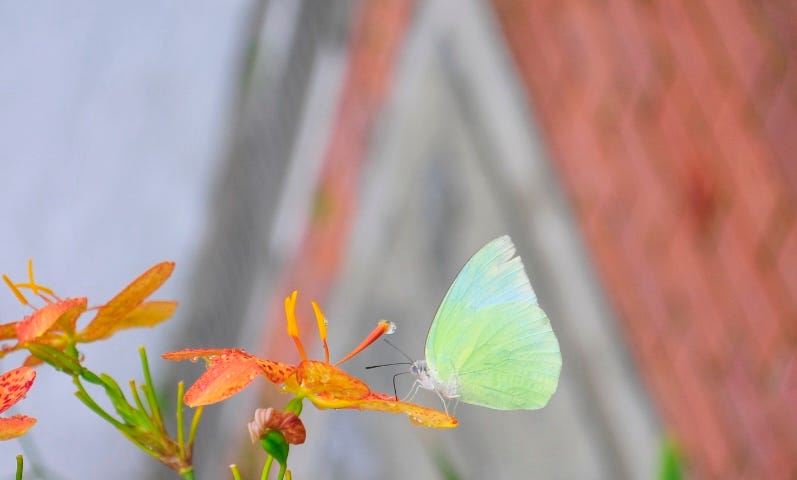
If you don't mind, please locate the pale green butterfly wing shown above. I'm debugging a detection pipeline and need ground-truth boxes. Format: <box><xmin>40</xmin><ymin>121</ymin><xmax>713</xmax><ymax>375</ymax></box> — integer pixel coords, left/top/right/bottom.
<box><xmin>425</xmin><ymin>235</ymin><xmax>561</xmax><ymax>409</ymax></box>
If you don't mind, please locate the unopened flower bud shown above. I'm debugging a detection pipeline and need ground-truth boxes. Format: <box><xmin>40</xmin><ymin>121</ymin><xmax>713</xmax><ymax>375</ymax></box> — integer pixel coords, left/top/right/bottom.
<box><xmin>248</xmin><ymin>407</ymin><xmax>306</xmax><ymax>444</ymax></box>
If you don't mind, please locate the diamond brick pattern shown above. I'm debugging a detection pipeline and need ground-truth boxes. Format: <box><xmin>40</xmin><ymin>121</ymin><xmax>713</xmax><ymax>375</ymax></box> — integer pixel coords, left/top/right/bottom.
<box><xmin>493</xmin><ymin>0</ymin><xmax>797</xmax><ymax>477</ymax></box>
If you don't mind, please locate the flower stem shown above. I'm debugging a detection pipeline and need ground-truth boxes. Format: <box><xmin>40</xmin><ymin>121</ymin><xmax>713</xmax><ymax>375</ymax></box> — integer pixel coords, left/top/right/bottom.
<box><xmin>15</xmin><ymin>455</ymin><xmax>22</xmax><ymax>480</ymax></box>
<box><xmin>229</xmin><ymin>464</ymin><xmax>243</xmax><ymax>480</ymax></box>
<box><xmin>177</xmin><ymin>381</ymin><xmax>186</xmax><ymax>458</ymax></box>
<box><xmin>138</xmin><ymin>346</ymin><xmax>165</xmax><ymax>430</ymax></box>
<box><xmin>72</xmin><ymin>375</ymin><xmax>124</xmax><ymax>429</ymax></box>
<box><xmin>188</xmin><ymin>406</ymin><xmax>204</xmax><ymax>446</ymax></box>
<box><xmin>261</xmin><ymin>456</ymin><xmax>274</xmax><ymax>480</ymax></box>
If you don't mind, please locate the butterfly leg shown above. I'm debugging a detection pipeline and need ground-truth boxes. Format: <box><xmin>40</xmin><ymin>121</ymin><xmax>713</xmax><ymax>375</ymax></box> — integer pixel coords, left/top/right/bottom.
<box><xmin>433</xmin><ymin>388</ymin><xmax>449</xmax><ymax>415</ymax></box>
<box><xmin>450</xmin><ymin>398</ymin><xmax>460</xmax><ymax>416</ymax></box>
<box><xmin>402</xmin><ymin>380</ymin><xmax>421</xmax><ymax>402</ymax></box>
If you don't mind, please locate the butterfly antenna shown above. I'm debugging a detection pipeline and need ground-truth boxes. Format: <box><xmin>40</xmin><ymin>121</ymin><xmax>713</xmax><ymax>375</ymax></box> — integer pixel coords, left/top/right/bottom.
<box><xmin>381</xmin><ymin>338</ymin><xmax>415</xmax><ymax>363</ymax></box>
<box><xmin>365</xmin><ymin>362</ymin><xmax>411</xmax><ymax>370</ymax></box>
<box><xmin>392</xmin><ymin>371</ymin><xmax>410</xmax><ymax>400</ymax></box>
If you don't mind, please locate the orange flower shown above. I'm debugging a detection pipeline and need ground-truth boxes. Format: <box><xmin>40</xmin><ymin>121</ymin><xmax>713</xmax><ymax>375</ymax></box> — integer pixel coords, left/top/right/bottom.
<box><xmin>164</xmin><ymin>292</ymin><xmax>457</xmax><ymax>428</ymax></box>
<box><xmin>0</xmin><ymin>260</ymin><xmax>177</xmax><ymax>365</ymax></box>
<box><xmin>0</xmin><ymin>366</ymin><xmax>36</xmax><ymax>440</ymax></box>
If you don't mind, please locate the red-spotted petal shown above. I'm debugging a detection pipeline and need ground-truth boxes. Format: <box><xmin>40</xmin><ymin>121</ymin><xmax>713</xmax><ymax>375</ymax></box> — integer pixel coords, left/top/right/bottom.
<box><xmin>0</xmin><ymin>367</ymin><xmax>36</xmax><ymax>414</ymax></box>
<box><xmin>163</xmin><ymin>348</ymin><xmax>252</xmax><ymax>363</ymax></box>
<box><xmin>183</xmin><ymin>358</ymin><xmax>264</xmax><ymax>407</ymax></box>
<box><xmin>355</xmin><ymin>392</ymin><xmax>458</xmax><ymax>428</ymax></box>
<box><xmin>292</xmin><ymin>361</ymin><xmax>370</xmax><ymax>401</ymax></box>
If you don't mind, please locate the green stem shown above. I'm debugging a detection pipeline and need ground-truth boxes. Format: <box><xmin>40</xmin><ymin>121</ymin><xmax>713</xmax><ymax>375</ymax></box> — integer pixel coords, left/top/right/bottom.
<box><xmin>188</xmin><ymin>406</ymin><xmax>204</xmax><ymax>447</ymax></box>
<box><xmin>138</xmin><ymin>347</ymin><xmax>165</xmax><ymax>430</ymax></box>
<box><xmin>179</xmin><ymin>467</ymin><xmax>195</xmax><ymax>480</ymax></box>
<box><xmin>261</xmin><ymin>456</ymin><xmax>274</xmax><ymax>480</ymax></box>
<box><xmin>129</xmin><ymin>380</ymin><xmax>148</xmax><ymax>419</ymax></box>
<box><xmin>177</xmin><ymin>381</ymin><xmax>186</xmax><ymax>458</ymax></box>
<box><xmin>72</xmin><ymin>375</ymin><xmax>124</xmax><ymax>429</ymax></box>
<box><xmin>15</xmin><ymin>454</ymin><xmax>22</xmax><ymax>480</ymax></box>
<box><xmin>229</xmin><ymin>464</ymin><xmax>243</xmax><ymax>480</ymax></box>
<box><xmin>277</xmin><ymin>463</ymin><xmax>287</xmax><ymax>480</ymax></box>
<box><xmin>73</xmin><ymin>374</ymin><xmax>164</xmax><ymax>461</ymax></box>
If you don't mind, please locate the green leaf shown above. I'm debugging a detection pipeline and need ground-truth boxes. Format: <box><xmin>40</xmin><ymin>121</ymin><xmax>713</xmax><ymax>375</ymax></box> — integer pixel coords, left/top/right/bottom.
<box><xmin>25</xmin><ymin>343</ymin><xmax>83</xmax><ymax>375</ymax></box>
<box><xmin>99</xmin><ymin>373</ymin><xmax>146</xmax><ymax>426</ymax></box>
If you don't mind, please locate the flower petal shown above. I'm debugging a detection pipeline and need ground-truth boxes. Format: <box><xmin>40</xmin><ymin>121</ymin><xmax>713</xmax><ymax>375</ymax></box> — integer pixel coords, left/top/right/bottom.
<box><xmin>288</xmin><ymin>361</ymin><xmax>370</xmax><ymax>401</ymax></box>
<box><xmin>166</xmin><ymin>348</ymin><xmax>255</xmax><ymax>363</ymax></box>
<box><xmin>0</xmin><ymin>415</ymin><xmax>36</xmax><ymax>440</ymax></box>
<box><xmin>164</xmin><ymin>348</ymin><xmax>295</xmax><ymax>384</ymax></box>
<box><xmin>79</xmin><ymin>262</ymin><xmax>174</xmax><ymax>341</ymax></box>
<box><xmin>309</xmin><ymin>391</ymin><xmax>457</xmax><ymax>428</ymax></box>
<box><xmin>0</xmin><ymin>367</ymin><xmax>36</xmax><ymax>414</ymax></box>
<box><xmin>16</xmin><ymin>298</ymin><xmax>87</xmax><ymax>342</ymax></box>
<box><xmin>248</xmin><ymin>408</ymin><xmax>306</xmax><ymax>444</ymax></box>
<box><xmin>356</xmin><ymin>392</ymin><xmax>458</xmax><ymax>428</ymax></box>
<box><xmin>0</xmin><ymin>322</ymin><xmax>18</xmax><ymax>341</ymax></box>
<box><xmin>88</xmin><ymin>300</ymin><xmax>177</xmax><ymax>341</ymax></box>
<box><xmin>183</xmin><ymin>357</ymin><xmax>264</xmax><ymax>407</ymax></box>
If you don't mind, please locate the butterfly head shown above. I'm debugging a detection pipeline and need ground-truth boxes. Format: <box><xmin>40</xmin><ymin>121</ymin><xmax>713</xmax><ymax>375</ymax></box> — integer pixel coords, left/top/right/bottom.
<box><xmin>410</xmin><ymin>360</ymin><xmax>438</xmax><ymax>392</ymax></box>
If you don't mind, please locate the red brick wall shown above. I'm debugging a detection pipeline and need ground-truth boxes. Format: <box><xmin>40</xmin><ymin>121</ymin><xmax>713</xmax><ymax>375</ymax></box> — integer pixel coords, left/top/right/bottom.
<box><xmin>492</xmin><ymin>1</ymin><xmax>797</xmax><ymax>478</ymax></box>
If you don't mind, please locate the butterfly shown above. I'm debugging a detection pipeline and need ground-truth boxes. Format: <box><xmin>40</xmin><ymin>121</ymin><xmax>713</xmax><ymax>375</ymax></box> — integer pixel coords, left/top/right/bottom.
<box><xmin>408</xmin><ymin>235</ymin><xmax>561</xmax><ymax>412</ymax></box>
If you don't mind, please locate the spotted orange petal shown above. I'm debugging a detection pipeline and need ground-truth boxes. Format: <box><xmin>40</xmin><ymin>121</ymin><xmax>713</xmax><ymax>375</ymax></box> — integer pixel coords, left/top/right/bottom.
<box><xmin>354</xmin><ymin>392</ymin><xmax>458</xmax><ymax>428</ymax></box>
<box><xmin>0</xmin><ymin>367</ymin><xmax>36</xmax><ymax>414</ymax></box>
<box><xmin>162</xmin><ymin>348</ymin><xmax>235</xmax><ymax>362</ymax></box>
<box><xmin>79</xmin><ymin>262</ymin><xmax>174</xmax><ymax>341</ymax></box>
<box><xmin>16</xmin><ymin>298</ymin><xmax>87</xmax><ymax>342</ymax></box>
<box><xmin>287</xmin><ymin>361</ymin><xmax>370</xmax><ymax>401</ymax></box>
<box><xmin>163</xmin><ymin>348</ymin><xmax>295</xmax><ymax>407</ymax></box>
<box><xmin>0</xmin><ymin>415</ymin><xmax>36</xmax><ymax>440</ymax></box>
<box><xmin>304</xmin><ymin>390</ymin><xmax>456</xmax><ymax>428</ymax></box>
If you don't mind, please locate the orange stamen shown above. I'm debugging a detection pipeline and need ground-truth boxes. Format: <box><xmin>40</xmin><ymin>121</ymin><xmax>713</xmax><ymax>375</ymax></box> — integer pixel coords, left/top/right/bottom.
<box><xmin>334</xmin><ymin>320</ymin><xmax>395</xmax><ymax>366</ymax></box>
<box><xmin>27</xmin><ymin>259</ymin><xmax>38</xmax><ymax>295</ymax></box>
<box><xmin>284</xmin><ymin>291</ymin><xmax>307</xmax><ymax>362</ymax></box>
<box><xmin>311</xmin><ymin>301</ymin><xmax>330</xmax><ymax>364</ymax></box>
<box><xmin>3</xmin><ymin>274</ymin><xmax>29</xmax><ymax>306</ymax></box>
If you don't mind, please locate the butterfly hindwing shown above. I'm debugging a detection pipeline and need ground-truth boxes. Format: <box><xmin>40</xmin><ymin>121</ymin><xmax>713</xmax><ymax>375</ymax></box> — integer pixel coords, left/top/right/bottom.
<box><xmin>425</xmin><ymin>236</ymin><xmax>561</xmax><ymax>410</ymax></box>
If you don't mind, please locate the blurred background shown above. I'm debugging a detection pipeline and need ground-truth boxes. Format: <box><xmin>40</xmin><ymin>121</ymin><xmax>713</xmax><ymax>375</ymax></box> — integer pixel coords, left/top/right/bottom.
<box><xmin>0</xmin><ymin>0</ymin><xmax>794</xmax><ymax>478</ymax></box>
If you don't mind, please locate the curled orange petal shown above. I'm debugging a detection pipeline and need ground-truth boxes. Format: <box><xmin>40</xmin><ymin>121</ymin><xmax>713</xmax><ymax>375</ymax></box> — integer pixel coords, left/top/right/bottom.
<box><xmin>0</xmin><ymin>322</ymin><xmax>19</xmax><ymax>341</ymax></box>
<box><xmin>16</xmin><ymin>298</ymin><xmax>87</xmax><ymax>342</ymax></box>
<box><xmin>0</xmin><ymin>415</ymin><xmax>36</xmax><ymax>440</ymax></box>
<box><xmin>88</xmin><ymin>300</ymin><xmax>177</xmax><ymax>340</ymax></box>
<box><xmin>79</xmin><ymin>262</ymin><xmax>174</xmax><ymax>341</ymax></box>
<box><xmin>162</xmin><ymin>348</ymin><xmax>237</xmax><ymax>362</ymax></box>
<box><xmin>356</xmin><ymin>392</ymin><xmax>458</xmax><ymax>428</ymax></box>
